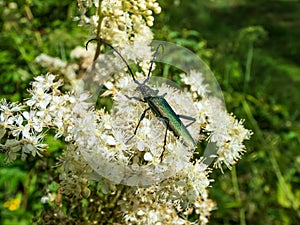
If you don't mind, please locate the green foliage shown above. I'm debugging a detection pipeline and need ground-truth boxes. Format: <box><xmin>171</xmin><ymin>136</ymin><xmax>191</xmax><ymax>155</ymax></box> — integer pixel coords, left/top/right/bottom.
<box><xmin>155</xmin><ymin>0</ymin><xmax>300</xmax><ymax>224</ymax></box>
<box><xmin>1</xmin><ymin>0</ymin><xmax>300</xmax><ymax>224</ymax></box>
<box><xmin>0</xmin><ymin>0</ymin><xmax>88</xmax><ymax>101</ymax></box>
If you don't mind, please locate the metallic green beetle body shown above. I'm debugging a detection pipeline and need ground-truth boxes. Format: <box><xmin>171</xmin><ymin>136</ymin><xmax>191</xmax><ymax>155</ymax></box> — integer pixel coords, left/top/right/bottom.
<box><xmin>86</xmin><ymin>38</ymin><xmax>197</xmax><ymax>158</ymax></box>
<box><xmin>142</xmin><ymin>86</ymin><xmax>196</xmax><ymax>148</ymax></box>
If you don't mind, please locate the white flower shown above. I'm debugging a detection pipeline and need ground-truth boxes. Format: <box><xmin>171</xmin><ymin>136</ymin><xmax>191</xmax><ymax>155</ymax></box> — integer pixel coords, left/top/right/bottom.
<box><xmin>197</xmin><ymin>96</ymin><xmax>252</xmax><ymax>169</ymax></box>
<box><xmin>35</xmin><ymin>54</ymin><xmax>67</xmax><ymax>69</ymax></box>
<box><xmin>180</xmin><ymin>70</ymin><xmax>209</xmax><ymax>97</ymax></box>
<box><xmin>22</xmin><ymin>111</ymin><xmax>43</xmax><ymax>133</ymax></box>
<box><xmin>26</xmin><ymin>86</ymin><xmax>52</xmax><ymax>109</ymax></box>
<box><xmin>144</xmin><ymin>152</ymin><xmax>153</xmax><ymax>161</ymax></box>
<box><xmin>0</xmin><ymin>100</ymin><xmax>23</xmax><ymax>126</ymax></box>
<box><xmin>77</xmin><ymin>0</ymin><xmax>161</xmax><ymax>47</ymax></box>
<box><xmin>21</xmin><ymin>134</ymin><xmax>47</xmax><ymax>158</ymax></box>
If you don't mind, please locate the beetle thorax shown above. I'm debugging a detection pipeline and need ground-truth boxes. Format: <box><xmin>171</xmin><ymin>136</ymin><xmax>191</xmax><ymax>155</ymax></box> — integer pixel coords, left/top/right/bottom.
<box><xmin>136</xmin><ymin>84</ymin><xmax>158</xmax><ymax>98</ymax></box>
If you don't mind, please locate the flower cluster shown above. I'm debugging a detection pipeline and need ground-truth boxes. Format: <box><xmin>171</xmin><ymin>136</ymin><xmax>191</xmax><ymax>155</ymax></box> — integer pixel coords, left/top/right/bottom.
<box><xmin>120</xmin><ymin>162</ymin><xmax>215</xmax><ymax>224</ymax></box>
<box><xmin>77</xmin><ymin>0</ymin><xmax>161</xmax><ymax>46</ymax></box>
<box><xmin>181</xmin><ymin>70</ymin><xmax>253</xmax><ymax>169</ymax></box>
<box><xmin>30</xmin><ymin>40</ymin><xmax>251</xmax><ymax>223</ymax></box>
<box><xmin>0</xmin><ymin>75</ymin><xmax>63</xmax><ymax>162</ymax></box>
<box><xmin>0</xmin><ymin>74</ymin><xmax>98</xmax><ymax>199</ymax></box>
<box><xmin>1</xmin><ymin>1</ymin><xmax>253</xmax><ymax>224</ymax></box>
<box><xmin>0</xmin><ymin>71</ymin><xmax>218</xmax><ymax>223</ymax></box>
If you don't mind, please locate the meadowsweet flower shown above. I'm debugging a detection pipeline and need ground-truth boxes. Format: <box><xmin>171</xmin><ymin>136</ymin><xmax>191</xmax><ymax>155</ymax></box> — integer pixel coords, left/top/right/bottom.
<box><xmin>26</xmin><ymin>86</ymin><xmax>52</xmax><ymax>110</ymax></box>
<box><xmin>70</xmin><ymin>45</ymin><xmax>95</xmax><ymax>69</ymax></box>
<box><xmin>111</xmin><ymin>81</ymin><xmax>198</xmax><ymax>160</ymax></box>
<box><xmin>77</xmin><ymin>0</ymin><xmax>161</xmax><ymax>46</ymax></box>
<box><xmin>121</xmin><ymin>187</ymin><xmax>188</xmax><ymax>225</ymax></box>
<box><xmin>0</xmin><ymin>99</ymin><xmax>24</xmax><ymax>127</ymax></box>
<box><xmin>180</xmin><ymin>70</ymin><xmax>252</xmax><ymax>169</ymax></box>
<box><xmin>181</xmin><ymin>70</ymin><xmax>209</xmax><ymax>97</ymax></box>
<box><xmin>35</xmin><ymin>46</ymin><xmax>95</xmax><ymax>92</ymax></box>
<box><xmin>120</xmin><ymin>174</ymin><xmax>214</xmax><ymax>225</ymax></box>
<box><xmin>2</xmin><ymin>40</ymin><xmax>251</xmax><ymax>225</ymax></box>
<box><xmin>22</xmin><ymin>111</ymin><xmax>43</xmax><ymax>133</ymax></box>
<box><xmin>0</xmin><ymin>0</ymin><xmax>254</xmax><ymax>223</ymax></box>
<box><xmin>35</xmin><ymin>53</ymin><xmax>67</xmax><ymax>70</ymax></box>
<box><xmin>194</xmin><ymin>194</ymin><xmax>216</xmax><ymax>224</ymax></box>
<box><xmin>57</xmin><ymin>136</ymin><xmax>94</xmax><ymax>197</ymax></box>
<box><xmin>195</xmin><ymin>96</ymin><xmax>252</xmax><ymax>169</ymax></box>
<box><xmin>21</xmin><ymin>134</ymin><xmax>47</xmax><ymax>157</ymax></box>
<box><xmin>1</xmin><ymin>74</ymin><xmax>78</xmax><ymax>162</ymax></box>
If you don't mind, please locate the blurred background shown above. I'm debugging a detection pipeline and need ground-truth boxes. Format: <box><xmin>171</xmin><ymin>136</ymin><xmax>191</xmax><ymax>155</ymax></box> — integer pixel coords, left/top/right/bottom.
<box><xmin>0</xmin><ymin>0</ymin><xmax>299</xmax><ymax>224</ymax></box>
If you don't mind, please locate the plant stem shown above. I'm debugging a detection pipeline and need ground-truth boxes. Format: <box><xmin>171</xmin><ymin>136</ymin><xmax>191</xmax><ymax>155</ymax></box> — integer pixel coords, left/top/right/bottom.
<box><xmin>93</xmin><ymin>0</ymin><xmax>104</xmax><ymax>61</ymax></box>
<box><xmin>231</xmin><ymin>166</ymin><xmax>246</xmax><ymax>225</ymax></box>
<box><xmin>243</xmin><ymin>42</ymin><xmax>253</xmax><ymax>92</ymax></box>
<box><xmin>242</xmin><ymin>99</ymin><xmax>299</xmax><ymax>215</ymax></box>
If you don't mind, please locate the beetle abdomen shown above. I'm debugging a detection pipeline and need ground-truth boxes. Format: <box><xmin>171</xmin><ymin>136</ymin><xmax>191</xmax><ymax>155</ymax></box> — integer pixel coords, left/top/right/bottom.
<box><xmin>147</xmin><ymin>97</ymin><xmax>196</xmax><ymax>147</ymax></box>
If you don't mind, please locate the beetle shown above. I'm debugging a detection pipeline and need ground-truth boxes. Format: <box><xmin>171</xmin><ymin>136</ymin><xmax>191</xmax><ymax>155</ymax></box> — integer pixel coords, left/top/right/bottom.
<box><xmin>86</xmin><ymin>38</ymin><xmax>197</xmax><ymax>159</ymax></box>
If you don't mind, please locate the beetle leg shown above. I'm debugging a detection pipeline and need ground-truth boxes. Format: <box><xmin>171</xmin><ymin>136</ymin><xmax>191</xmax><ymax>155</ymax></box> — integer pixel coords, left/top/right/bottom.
<box><xmin>158</xmin><ymin>93</ymin><xmax>167</xmax><ymax>98</ymax></box>
<box><xmin>177</xmin><ymin>114</ymin><xmax>196</xmax><ymax>127</ymax></box>
<box><xmin>159</xmin><ymin>116</ymin><xmax>170</xmax><ymax>160</ymax></box>
<box><xmin>125</xmin><ymin>94</ymin><xmax>146</xmax><ymax>102</ymax></box>
<box><xmin>126</xmin><ymin>107</ymin><xmax>151</xmax><ymax>144</ymax></box>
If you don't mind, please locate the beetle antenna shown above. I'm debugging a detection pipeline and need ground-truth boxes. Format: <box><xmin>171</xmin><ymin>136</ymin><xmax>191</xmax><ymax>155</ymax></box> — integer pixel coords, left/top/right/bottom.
<box><xmin>86</xmin><ymin>38</ymin><xmax>139</xmax><ymax>84</ymax></box>
<box><xmin>144</xmin><ymin>44</ymin><xmax>164</xmax><ymax>84</ymax></box>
